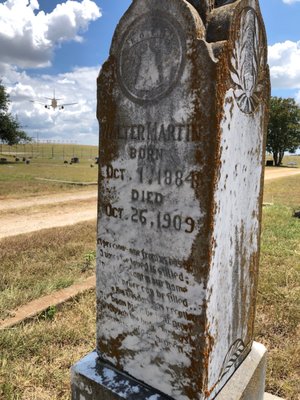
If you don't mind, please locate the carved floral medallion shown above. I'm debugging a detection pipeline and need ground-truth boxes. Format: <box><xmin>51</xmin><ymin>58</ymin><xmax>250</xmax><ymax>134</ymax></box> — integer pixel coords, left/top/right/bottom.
<box><xmin>117</xmin><ymin>12</ymin><xmax>185</xmax><ymax>104</ymax></box>
<box><xmin>230</xmin><ymin>8</ymin><xmax>266</xmax><ymax>114</ymax></box>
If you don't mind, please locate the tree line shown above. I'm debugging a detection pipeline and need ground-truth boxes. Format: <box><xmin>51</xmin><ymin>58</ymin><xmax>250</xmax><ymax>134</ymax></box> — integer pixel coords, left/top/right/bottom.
<box><xmin>0</xmin><ymin>81</ymin><xmax>300</xmax><ymax>165</ymax></box>
<box><xmin>267</xmin><ymin>97</ymin><xmax>300</xmax><ymax>166</ymax></box>
<box><xmin>0</xmin><ymin>81</ymin><xmax>30</xmax><ymax>145</ymax></box>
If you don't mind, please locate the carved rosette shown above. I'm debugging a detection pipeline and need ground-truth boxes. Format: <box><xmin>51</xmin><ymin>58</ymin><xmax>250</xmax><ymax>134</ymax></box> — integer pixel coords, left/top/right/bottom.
<box><xmin>117</xmin><ymin>12</ymin><xmax>186</xmax><ymax>104</ymax></box>
<box><xmin>230</xmin><ymin>8</ymin><xmax>266</xmax><ymax>114</ymax></box>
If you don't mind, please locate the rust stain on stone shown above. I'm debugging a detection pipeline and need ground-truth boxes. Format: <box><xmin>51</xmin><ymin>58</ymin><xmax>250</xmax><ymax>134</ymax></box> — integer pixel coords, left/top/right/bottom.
<box><xmin>97</xmin><ymin>56</ymin><xmax>119</xmax><ymax>218</ymax></box>
<box><xmin>180</xmin><ymin>25</ymin><xmax>220</xmax><ymax>393</ymax></box>
<box><xmin>97</xmin><ymin>56</ymin><xmax>118</xmax><ymax>166</ymax></box>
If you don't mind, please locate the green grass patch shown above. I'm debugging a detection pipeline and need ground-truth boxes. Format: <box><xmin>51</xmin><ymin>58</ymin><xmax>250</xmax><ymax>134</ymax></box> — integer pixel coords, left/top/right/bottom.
<box><xmin>0</xmin><ymin>161</ymin><xmax>98</xmax><ymax>198</ymax></box>
<box><xmin>256</xmin><ymin>205</ymin><xmax>300</xmax><ymax>399</ymax></box>
<box><xmin>0</xmin><ymin>179</ymin><xmax>87</xmax><ymax>199</ymax></box>
<box><xmin>0</xmin><ymin>221</ymin><xmax>96</xmax><ymax>320</ymax></box>
<box><xmin>0</xmin><ymin>291</ymin><xmax>96</xmax><ymax>400</ymax></box>
<box><xmin>259</xmin><ymin>175</ymin><xmax>300</xmax><ymax>399</ymax></box>
<box><xmin>263</xmin><ymin>174</ymin><xmax>300</xmax><ymax>209</ymax></box>
<box><xmin>0</xmin><ymin>143</ymin><xmax>98</xmax><ymax>198</ymax></box>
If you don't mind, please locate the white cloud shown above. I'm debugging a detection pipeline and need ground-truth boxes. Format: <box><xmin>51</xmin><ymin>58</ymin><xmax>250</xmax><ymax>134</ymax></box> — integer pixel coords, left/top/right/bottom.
<box><xmin>268</xmin><ymin>40</ymin><xmax>300</xmax><ymax>89</ymax></box>
<box><xmin>5</xmin><ymin>65</ymin><xmax>101</xmax><ymax>144</ymax></box>
<box><xmin>0</xmin><ymin>1</ymin><xmax>102</xmax><ymax>144</ymax></box>
<box><xmin>282</xmin><ymin>0</ymin><xmax>300</xmax><ymax>4</ymax></box>
<box><xmin>0</xmin><ymin>0</ymin><xmax>101</xmax><ymax>68</ymax></box>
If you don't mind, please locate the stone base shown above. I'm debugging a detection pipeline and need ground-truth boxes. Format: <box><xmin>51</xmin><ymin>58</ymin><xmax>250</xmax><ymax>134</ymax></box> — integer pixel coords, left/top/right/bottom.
<box><xmin>264</xmin><ymin>394</ymin><xmax>284</xmax><ymax>400</ymax></box>
<box><xmin>71</xmin><ymin>351</ymin><xmax>171</xmax><ymax>400</ymax></box>
<box><xmin>71</xmin><ymin>342</ymin><xmax>267</xmax><ymax>400</ymax></box>
<box><xmin>215</xmin><ymin>342</ymin><xmax>267</xmax><ymax>400</ymax></box>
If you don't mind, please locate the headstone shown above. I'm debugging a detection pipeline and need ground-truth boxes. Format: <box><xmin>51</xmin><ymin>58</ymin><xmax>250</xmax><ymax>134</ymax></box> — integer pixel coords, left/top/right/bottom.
<box><xmin>293</xmin><ymin>210</ymin><xmax>300</xmax><ymax>219</ymax></box>
<box><xmin>71</xmin><ymin>0</ymin><xmax>270</xmax><ymax>399</ymax></box>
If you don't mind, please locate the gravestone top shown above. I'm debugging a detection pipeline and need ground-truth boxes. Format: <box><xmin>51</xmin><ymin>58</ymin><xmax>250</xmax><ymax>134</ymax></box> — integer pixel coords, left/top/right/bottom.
<box><xmin>214</xmin><ymin>0</ymin><xmax>237</xmax><ymax>6</ymax></box>
<box><xmin>93</xmin><ymin>0</ymin><xmax>270</xmax><ymax>399</ymax></box>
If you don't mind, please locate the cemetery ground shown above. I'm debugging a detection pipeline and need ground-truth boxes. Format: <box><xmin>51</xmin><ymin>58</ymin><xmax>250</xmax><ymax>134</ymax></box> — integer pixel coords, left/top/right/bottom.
<box><xmin>0</xmin><ymin>156</ymin><xmax>299</xmax><ymax>399</ymax></box>
<box><xmin>0</xmin><ymin>143</ymin><xmax>97</xmax><ymax>238</ymax></box>
<box><xmin>0</xmin><ymin>143</ymin><xmax>98</xmax><ymax>198</ymax></box>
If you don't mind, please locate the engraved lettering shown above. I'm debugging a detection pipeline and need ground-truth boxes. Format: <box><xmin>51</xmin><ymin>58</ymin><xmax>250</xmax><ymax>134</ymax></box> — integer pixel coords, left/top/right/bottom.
<box><xmin>129</xmin><ymin>146</ymin><xmax>164</xmax><ymax>161</ymax></box>
<box><xmin>106</xmin><ymin>165</ymin><xmax>126</xmax><ymax>180</ymax></box>
<box><xmin>167</xmin><ymin>293</ymin><xmax>188</xmax><ymax>307</ymax></box>
<box><xmin>101</xmin><ymin>122</ymin><xmax>205</xmax><ymax>142</ymax></box>
<box><xmin>131</xmin><ymin>189</ymin><xmax>164</xmax><ymax>205</ymax></box>
<box><xmin>104</xmin><ymin>204</ymin><xmax>124</xmax><ymax>219</ymax></box>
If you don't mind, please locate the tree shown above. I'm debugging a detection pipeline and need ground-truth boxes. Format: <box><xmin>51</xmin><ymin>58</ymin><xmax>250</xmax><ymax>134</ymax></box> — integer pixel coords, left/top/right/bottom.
<box><xmin>0</xmin><ymin>81</ymin><xmax>31</xmax><ymax>145</ymax></box>
<box><xmin>267</xmin><ymin>97</ymin><xmax>300</xmax><ymax>166</ymax></box>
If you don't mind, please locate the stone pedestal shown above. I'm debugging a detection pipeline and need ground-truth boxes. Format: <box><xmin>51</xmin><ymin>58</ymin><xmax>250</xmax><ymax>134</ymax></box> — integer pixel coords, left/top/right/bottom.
<box><xmin>71</xmin><ymin>342</ymin><xmax>267</xmax><ymax>400</ymax></box>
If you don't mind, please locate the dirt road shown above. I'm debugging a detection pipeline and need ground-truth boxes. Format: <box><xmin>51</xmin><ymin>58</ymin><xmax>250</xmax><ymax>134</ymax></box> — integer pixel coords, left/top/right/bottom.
<box><xmin>0</xmin><ymin>189</ymin><xmax>97</xmax><ymax>211</ymax></box>
<box><xmin>264</xmin><ymin>167</ymin><xmax>300</xmax><ymax>181</ymax></box>
<box><xmin>0</xmin><ymin>190</ymin><xmax>97</xmax><ymax>239</ymax></box>
<box><xmin>0</xmin><ymin>168</ymin><xmax>299</xmax><ymax>239</ymax></box>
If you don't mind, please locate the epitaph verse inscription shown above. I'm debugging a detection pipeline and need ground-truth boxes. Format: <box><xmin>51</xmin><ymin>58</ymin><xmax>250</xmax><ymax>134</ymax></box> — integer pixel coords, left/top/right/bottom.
<box><xmin>230</xmin><ymin>8</ymin><xmax>265</xmax><ymax>114</ymax></box>
<box><xmin>118</xmin><ymin>12</ymin><xmax>186</xmax><ymax>104</ymax></box>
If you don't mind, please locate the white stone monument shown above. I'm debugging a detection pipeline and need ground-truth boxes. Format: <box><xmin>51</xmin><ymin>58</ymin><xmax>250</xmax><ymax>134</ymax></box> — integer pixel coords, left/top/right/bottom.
<box><xmin>71</xmin><ymin>0</ymin><xmax>270</xmax><ymax>398</ymax></box>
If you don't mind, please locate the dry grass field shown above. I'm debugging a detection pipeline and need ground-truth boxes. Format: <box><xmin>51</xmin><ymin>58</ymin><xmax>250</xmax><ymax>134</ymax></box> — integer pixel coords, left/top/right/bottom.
<box><xmin>0</xmin><ymin>155</ymin><xmax>299</xmax><ymax>399</ymax></box>
<box><xmin>0</xmin><ymin>291</ymin><xmax>96</xmax><ymax>400</ymax></box>
<box><xmin>256</xmin><ymin>174</ymin><xmax>300</xmax><ymax>399</ymax></box>
<box><xmin>0</xmin><ymin>221</ymin><xmax>96</xmax><ymax>320</ymax></box>
<box><xmin>0</xmin><ymin>143</ymin><xmax>98</xmax><ymax>198</ymax></box>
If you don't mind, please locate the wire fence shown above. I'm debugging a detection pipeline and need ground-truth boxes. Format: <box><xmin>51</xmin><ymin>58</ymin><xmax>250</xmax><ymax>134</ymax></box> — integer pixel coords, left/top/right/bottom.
<box><xmin>0</xmin><ymin>142</ymin><xmax>98</xmax><ymax>161</ymax></box>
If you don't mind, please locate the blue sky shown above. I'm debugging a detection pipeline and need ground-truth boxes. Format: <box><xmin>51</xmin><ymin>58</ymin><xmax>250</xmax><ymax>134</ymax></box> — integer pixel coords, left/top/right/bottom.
<box><xmin>0</xmin><ymin>0</ymin><xmax>300</xmax><ymax>144</ymax></box>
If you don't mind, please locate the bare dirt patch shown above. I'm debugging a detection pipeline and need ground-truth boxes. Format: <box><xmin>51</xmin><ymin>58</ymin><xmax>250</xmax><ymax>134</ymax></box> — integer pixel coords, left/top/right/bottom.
<box><xmin>0</xmin><ymin>190</ymin><xmax>97</xmax><ymax>239</ymax></box>
<box><xmin>0</xmin><ymin>189</ymin><xmax>97</xmax><ymax>211</ymax></box>
<box><xmin>264</xmin><ymin>167</ymin><xmax>300</xmax><ymax>181</ymax></box>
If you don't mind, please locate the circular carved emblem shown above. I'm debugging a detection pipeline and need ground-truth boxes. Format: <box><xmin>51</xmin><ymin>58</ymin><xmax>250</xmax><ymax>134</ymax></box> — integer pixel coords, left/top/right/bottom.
<box><xmin>230</xmin><ymin>8</ymin><xmax>266</xmax><ymax>114</ymax></box>
<box><xmin>117</xmin><ymin>12</ymin><xmax>186</xmax><ymax>104</ymax></box>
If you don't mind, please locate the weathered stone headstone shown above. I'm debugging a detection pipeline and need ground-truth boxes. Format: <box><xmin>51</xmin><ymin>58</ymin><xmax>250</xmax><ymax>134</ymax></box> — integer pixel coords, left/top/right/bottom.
<box><xmin>71</xmin><ymin>0</ymin><xmax>270</xmax><ymax>398</ymax></box>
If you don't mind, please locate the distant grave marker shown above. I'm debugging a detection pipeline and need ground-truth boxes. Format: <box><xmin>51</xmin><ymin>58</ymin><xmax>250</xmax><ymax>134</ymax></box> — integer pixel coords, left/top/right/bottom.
<box><xmin>71</xmin><ymin>0</ymin><xmax>270</xmax><ymax>399</ymax></box>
